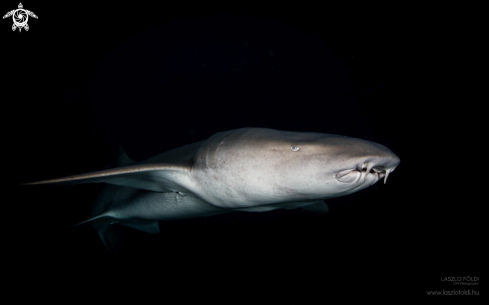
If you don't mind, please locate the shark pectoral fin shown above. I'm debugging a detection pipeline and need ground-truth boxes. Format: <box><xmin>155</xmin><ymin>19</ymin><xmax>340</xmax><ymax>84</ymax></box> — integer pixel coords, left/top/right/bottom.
<box><xmin>72</xmin><ymin>211</ymin><xmax>160</xmax><ymax>234</ymax></box>
<box><xmin>69</xmin><ymin>215</ymin><xmax>118</xmax><ymax>228</ymax></box>
<box><xmin>21</xmin><ymin>162</ymin><xmax>193</xmax><ymax>193</ymax></box>
<box><xmin>123</xmin><ymin>220</ymin><xmax>160</xmax><ymax>234</ymax></box>
<box><xmin>302</xmin><ymin>201</ymin><xmax>329</xmax><ymax>214</ymax></box>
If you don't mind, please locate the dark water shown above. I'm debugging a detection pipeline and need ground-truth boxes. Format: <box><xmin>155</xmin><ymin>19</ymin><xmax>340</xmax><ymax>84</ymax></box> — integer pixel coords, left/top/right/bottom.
<box><xmin>5</xmin><ymin>1</ymin><xmax>479</xmax><ymax>297</ymax></box>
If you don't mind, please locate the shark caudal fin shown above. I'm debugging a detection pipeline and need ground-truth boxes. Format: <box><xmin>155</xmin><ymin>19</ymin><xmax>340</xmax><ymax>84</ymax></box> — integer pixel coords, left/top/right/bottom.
<box><xmin>20</xmin><ymin>160</ymin><xmax>194</xmax><ymax>193</ymax></box>
<box><xmin>20</xmin><ymin>142</ymin><xmax>203</xmax><ymax>193</ymax></box>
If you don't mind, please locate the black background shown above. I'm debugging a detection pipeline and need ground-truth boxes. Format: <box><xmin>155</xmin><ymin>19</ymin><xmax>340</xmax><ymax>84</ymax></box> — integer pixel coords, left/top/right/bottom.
<box><xmin>3</xmin><ymin>0</ymin><xmax>479</xmax><ymax>299</ymax></box>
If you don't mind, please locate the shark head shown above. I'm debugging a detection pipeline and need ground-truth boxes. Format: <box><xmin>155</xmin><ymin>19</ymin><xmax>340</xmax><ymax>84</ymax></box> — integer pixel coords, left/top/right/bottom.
<box><xmin>277</xmin><ymin>131</ymin><xmax>400</xmax><ymax>199</ymax></box>
<box><xmin>193</xmin><ymin>128</ymin><xmax>400</xmax><ymax>209</ymax></box>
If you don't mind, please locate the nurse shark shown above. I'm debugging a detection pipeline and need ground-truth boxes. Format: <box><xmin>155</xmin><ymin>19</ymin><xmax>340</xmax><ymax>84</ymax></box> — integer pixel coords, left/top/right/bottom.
<box><xmin>23</xmin><ymin>128</ymin><xmax>400</xmax><ymax>252</ymax></box>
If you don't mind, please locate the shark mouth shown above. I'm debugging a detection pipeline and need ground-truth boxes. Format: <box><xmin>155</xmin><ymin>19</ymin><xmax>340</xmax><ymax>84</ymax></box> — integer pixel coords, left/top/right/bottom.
<box><xmin>336</xmin><ymin>163</ymin><xmax>396</xmax><ymax>185</ymax></box>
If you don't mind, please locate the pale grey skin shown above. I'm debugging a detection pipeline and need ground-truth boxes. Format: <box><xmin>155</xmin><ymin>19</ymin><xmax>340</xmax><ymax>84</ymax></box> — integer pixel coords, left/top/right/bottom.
<box><xmin>24</xmin><ymin>128</ymin><xmax>400</xmax><ymax>252</ymax></box>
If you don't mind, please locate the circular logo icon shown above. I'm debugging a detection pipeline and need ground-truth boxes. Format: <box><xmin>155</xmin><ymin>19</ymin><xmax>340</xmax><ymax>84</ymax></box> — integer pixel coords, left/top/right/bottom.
<box><xmin>13</xmin><ymin>9</ymin><xmax>28</xmax><ymax>27</ymax></box>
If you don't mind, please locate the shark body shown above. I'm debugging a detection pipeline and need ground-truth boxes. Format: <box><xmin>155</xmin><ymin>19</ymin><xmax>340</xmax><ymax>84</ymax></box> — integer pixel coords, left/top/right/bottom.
<box><xmin>23</xmin><ymin>128</ymin><xmax>400</xmax><ymax>252</ymax></box>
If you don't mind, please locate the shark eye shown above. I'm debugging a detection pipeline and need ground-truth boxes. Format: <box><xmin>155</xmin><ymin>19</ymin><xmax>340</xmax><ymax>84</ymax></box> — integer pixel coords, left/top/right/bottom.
<box><xmin>291</xmin><ymin>146</ymin><xmax>300</xmax><ymax>151</ymax></box>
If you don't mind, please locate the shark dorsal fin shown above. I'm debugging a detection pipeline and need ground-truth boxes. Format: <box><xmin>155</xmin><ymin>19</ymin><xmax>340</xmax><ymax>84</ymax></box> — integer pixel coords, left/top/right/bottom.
<box><xmin>116</xmin><ymin>146</ymin><xmax>136</xmax><ymax>167</ymax></box>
